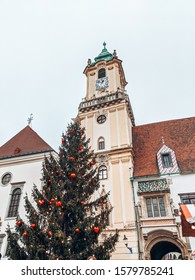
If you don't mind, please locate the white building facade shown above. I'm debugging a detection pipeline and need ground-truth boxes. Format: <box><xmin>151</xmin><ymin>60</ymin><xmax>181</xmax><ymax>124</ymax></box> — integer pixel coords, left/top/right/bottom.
<box><xmin>0</xmin><ymin>126</ymin><xmax>55</xmax><ymax>259</ymax></box>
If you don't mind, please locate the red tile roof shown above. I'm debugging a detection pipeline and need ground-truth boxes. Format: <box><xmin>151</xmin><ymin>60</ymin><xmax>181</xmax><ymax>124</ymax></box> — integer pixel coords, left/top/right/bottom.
<box><xmin>0</xmin><ymin>126</ymin><xmax>53</xmax><ymax>159</ymax></box>
<box><xmin>132</xmin><ymin>117</ymin><xmax>195</xmax><ymax>177</ymax></box>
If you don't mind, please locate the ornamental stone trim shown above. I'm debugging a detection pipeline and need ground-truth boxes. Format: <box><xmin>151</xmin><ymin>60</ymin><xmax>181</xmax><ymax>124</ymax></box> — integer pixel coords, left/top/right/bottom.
<box><xmin>138</xmin><ymin>179</ymin><xmax>169</xmax><ymax>193</ymax></box>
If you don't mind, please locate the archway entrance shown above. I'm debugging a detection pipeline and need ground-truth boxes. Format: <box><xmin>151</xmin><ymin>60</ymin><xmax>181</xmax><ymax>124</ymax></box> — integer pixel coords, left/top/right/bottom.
<box><xmin>144</xmin><ymin>230</ymin><xmax>189</xmax><ymax>260</ymax></box>
<box><xmin>150</xmin><ymin>241</ymin><xmax>181</xmax><ymax>260</ymax></box>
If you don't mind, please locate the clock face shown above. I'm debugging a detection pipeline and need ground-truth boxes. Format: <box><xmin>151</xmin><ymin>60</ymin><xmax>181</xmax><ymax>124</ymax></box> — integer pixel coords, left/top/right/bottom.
<box><xmin>95</xmin><ymin>77</ymin><xmax>109</xmax><ymax>90</ymax></box>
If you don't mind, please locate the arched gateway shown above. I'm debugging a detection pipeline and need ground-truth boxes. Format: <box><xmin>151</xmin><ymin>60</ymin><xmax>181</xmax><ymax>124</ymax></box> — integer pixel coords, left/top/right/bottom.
<box><xmin>144</xmin><ymin>230</ymin><xmax>189</xmax><ymax>260</ymax></box>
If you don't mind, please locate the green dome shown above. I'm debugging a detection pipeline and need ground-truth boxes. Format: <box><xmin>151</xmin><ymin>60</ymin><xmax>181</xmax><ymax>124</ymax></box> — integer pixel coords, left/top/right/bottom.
<box><xmin>93</xmin><ymin>42</ymin><xmax>113</xmax><ymax>65</ymax></box>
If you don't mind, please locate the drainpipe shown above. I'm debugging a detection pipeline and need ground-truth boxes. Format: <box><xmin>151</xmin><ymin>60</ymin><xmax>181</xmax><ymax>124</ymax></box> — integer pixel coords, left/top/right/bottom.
<box><xmin>130</xmin><ymin>176</ymin><xmax>141</xmax><ymax>260</ymax></box>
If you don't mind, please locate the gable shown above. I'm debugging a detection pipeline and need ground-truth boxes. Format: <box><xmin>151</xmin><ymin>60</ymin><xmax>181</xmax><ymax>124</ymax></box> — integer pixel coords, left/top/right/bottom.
<box><xmin>0</xmin><ymin>126</ymin><xmax>54</xmax><ymax>159</ymax></box>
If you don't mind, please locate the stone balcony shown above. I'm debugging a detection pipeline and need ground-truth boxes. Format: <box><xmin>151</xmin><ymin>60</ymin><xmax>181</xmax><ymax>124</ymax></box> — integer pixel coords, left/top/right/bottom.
<box><xmin>78</xmin><ymin>90</ymin><xmax>135</xmax><ymax>125</ymax></box>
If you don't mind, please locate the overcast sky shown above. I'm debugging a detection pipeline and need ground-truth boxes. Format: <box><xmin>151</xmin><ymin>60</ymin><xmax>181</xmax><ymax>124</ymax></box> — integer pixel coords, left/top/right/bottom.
<box><xmin>0</xmin><ymin>0</ymin><xmax>194</xmax><ymax>151</ymax></box>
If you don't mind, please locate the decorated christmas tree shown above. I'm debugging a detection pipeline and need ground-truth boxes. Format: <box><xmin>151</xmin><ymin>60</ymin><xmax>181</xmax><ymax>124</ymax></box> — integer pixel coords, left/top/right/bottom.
<box><xmin>6</xmin><ymin>121</ymin><xmax>119</xmax><ymax>260</ymax></box>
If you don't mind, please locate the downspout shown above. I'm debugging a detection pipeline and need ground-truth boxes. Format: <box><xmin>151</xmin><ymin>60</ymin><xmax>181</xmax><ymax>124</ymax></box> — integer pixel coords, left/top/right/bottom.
<box><xmin>130</xmin><ymin>176</ymin><xmax>141</xmax><ymax>259</ymax></box>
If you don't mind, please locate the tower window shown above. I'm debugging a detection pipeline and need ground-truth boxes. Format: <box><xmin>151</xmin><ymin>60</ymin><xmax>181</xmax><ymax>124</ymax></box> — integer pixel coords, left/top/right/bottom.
<box><xmin>98</xmin><ymin>137</ymin><xmax>105</xmax><ymax>150</ymax></box>
<box><xmin>97</xmin><ymin>115</ymin><xmax>106</xmax><ymax>124</ymax></box>
<box><xmin>98</xmin><ymin>68</ymin><xmax>106</xmax><ymax>79</ymax></box>
<box><xmin>7</xmin><ymin>187</ymin><xmax>22</xmax><ymax>218</ymax></box>
<box><xmin>161</xmin><ymin>153</ymin><xmax>172</xmax><ymax>168</ymax></box>
<box><xmin>98</xmin><ymin>165</ymin><xmax>107</xmax><ymax>180</ymax></box>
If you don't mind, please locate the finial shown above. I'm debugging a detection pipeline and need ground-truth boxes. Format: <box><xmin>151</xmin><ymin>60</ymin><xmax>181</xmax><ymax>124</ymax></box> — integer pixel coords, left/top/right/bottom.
<box><xmin>87</xmin><ymin>58</ymin><xmax>91</xmax><ymax>66</ymax></box>
<box><xmin>161</xmin><ymin>136</ymin><xmax>165</xmax><ymax>145</ymax></box>
<box><xmin>113</xmin><ymin>49</ymin><xmax>117</xmax><ymax>58</ymax></box>
<box><xmin>103</xmin><ymin>42</ymin><xmax>106</xmax><ymax>49</ymax></box>
<box><xmin>27</xmin><ymin>113</ymin><xmax>33</xmax><ymax>127</ymax></box>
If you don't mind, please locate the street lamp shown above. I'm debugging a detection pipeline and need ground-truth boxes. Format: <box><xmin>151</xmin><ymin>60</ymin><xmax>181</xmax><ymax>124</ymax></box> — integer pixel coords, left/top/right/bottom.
<box><xmin>123</xmin><ymin>235</ymin><xmax>132</xmax><ymax>253</ymax></box>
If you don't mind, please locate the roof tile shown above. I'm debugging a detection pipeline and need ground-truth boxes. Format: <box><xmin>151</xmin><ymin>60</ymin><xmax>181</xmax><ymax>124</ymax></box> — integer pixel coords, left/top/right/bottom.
<box><xmin>132</xmin><ymin>117</ymin><xmax>195</xmax><ymax>177</ymax></box>
<box><xmin>0</xmin><ymin>126</ymin><xmax>53</xmax><ymax>159</ymax></box>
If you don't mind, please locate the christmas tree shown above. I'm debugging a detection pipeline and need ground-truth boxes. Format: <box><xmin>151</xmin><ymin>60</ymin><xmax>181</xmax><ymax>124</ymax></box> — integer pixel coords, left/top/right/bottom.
<box><xmin>6</xmin><ymin>121</ymin><xmax>119</xmax><ymax>260</ymax></box>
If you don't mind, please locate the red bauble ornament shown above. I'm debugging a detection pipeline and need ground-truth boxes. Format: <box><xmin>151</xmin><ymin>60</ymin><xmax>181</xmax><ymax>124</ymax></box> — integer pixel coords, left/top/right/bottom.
<box><xmin>48</xmin><ymin>179</ymin><xmax>51</xmax><ymax>184</ymax></box>
<box><xmin>70</xmin><ymin>173</ymin><xmax>76</xmax><ymax>178</ymax></box>
<box><xmin>75</xmin><ymin>228</ymin><xmax>80</xmax><ymax>233</ymax></box>
<box><xmin>38</xmin><ymin>199</ymin><xmax>45</xmax><ymax>205</ymax></box>
<box><xmin>16</xmin><ymin>220</ymin><xmax>22</xmax><ymax>227</ymax></box>
<box><xmin>80</xmin><ymin>201</ymin><xmax>84</xmax><ymax>205</ymax></box>
<box><xmin>31</xmin><ymin>223</ymin><xmax>36</xmax><ymax>229</ymax></box>
<box><xmin>90</xmin><ymin>161</ymin><xmax>95</xmax><ymax>166</ymax></box>
<box><xmin>22</xmin><ymin>231</ymin><xmax>28</xmax><ymax>237</ymax></box>
<box><xmin>93</xmin><ymin>226</ymin><xmax>100</xmax><ymax>233</ymax></box>
<box><xmin>61</xmin><ymin>138</ymin><xmax>65</xmax><ymax>143</ymax></box>
<box><xmin>56</xmin><ymin>201</ymin><xmax>62</xmax><ymax>207</ymax></box>
<box><xmin>67</xmin><ymin>131</ymin><xmax>70</xmax><ymax>135</ymax></box>
<box><xmin>79</xmin><ymin>146</ymin><xmax>83</xmax><ymax>151</ymax></box>
<box><xmin>56</xmin><ymin>170</ymin><xmax>59</xmax><ymax>175</ymax></box>
<box><xmin>99</xmin><ymin>199</ymin><xmax>103</xmax><ymax>204</ymax></box>
<box><xmin>50</xmin><ymin>198</ymin><xmax>55</xmax><ymax>204</ymax></box>
<box><xmin>72</xmin><ymin>129</ymin><xmax>75</xmax><ymax>133</ymax></box>
<box><xmin>47</xmin><ymin>231</ymin><xmax>52</xmax><ymax>237</ymax></box>
<box><xmin>69</xmin><ymin>156</ymin><xmax>74</xmax><ymax>161</ymax></box>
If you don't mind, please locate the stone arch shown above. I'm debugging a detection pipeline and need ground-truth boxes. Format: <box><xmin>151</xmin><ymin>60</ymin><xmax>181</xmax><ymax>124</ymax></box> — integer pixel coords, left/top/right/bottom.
<box><xmin>144</xmin><ymin>229</ymin><xmax>189</xmax><ymax>260</ymax></box>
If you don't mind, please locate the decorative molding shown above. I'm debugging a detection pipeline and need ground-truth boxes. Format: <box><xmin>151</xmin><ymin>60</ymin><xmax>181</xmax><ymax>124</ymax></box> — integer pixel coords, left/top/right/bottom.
<box><xmin>95</xmin><ymin>109</ymin><xmax>108</xmax><ymax>118</ymax></box>
<box><xmin>138</xmin><ymin>179</ymin><xmax>169</xmax><ymax>193</ymax></box>
<box><xmin>96</xmin><ymin>154</ymin><xmax>110</xmax><ymax>163</ymax></box>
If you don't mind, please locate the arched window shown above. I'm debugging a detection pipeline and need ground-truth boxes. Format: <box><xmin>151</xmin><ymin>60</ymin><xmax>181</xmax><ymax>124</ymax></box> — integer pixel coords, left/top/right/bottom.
<box><xmin>98</xmin><ymin>68</ymin><xmax>106</xmax><ymax>79</ymax></box>
<box><xmin>98</xmin><ymin>165</ymin><xmax>107</xmax><ymax>180</ymax></box>
<box><xmin>98</xmin><ymin>137</ymin><xmax>105</xmax><ymax>150</ymax></box>
<box><xmin>7</xmin><ymin>188</ymin><xmax>22</xmax><ymax>218</ymax></box>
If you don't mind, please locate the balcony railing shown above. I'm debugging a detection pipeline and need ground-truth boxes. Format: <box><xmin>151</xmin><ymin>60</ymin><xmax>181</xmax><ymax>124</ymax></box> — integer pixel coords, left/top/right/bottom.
<box><xmin>78</xmin><ymin>90</ymin><xmax>135</xmax><ymax>126</ymax></box>
<box><xmin>78</xmin><ymin>90</ymin><xmax>129</xmax><ymax>111</ymax></box>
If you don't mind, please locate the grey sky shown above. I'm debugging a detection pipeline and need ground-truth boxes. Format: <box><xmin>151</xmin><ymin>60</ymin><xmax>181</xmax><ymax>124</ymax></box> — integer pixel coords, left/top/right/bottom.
<box><xmin>0</xmin><ymin>0</ymin><xmax>194</xmax><ymax>151</ymax></box>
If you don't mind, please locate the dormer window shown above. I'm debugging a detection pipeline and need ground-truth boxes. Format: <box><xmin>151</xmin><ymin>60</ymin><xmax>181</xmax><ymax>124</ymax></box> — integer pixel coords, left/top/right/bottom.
<box><xmin>157</xmin><ymin>144</ymin><xmax>180</xmax><ymax>175</ymax></box>
<box><xmin>161</xmin><ymin>153</ymin><xmax>172</xmax><ymax>168</ymax></box>
<box><xmin>98</xmin><ymin>68</ymin><xmax>106</xmax><ymax>79</ymax></box>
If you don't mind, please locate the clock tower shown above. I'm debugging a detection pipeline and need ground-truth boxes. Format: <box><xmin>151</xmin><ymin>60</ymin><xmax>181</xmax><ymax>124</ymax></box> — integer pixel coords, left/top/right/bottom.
<box><xmin>77</xmin><ymin>43</ymin><xmax>138</xmax><ymax>259</ymax></box>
